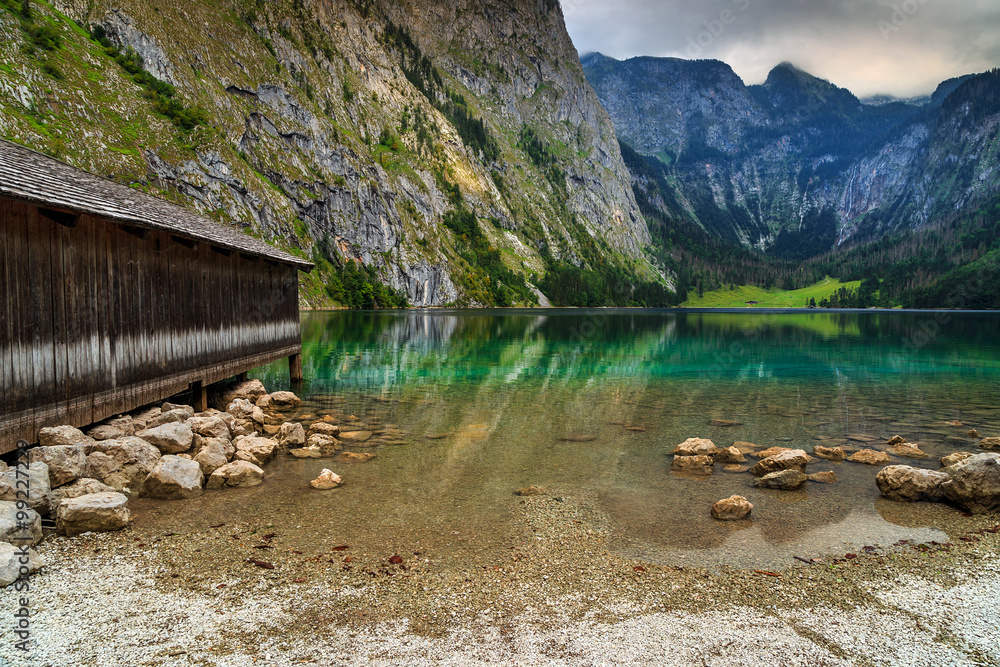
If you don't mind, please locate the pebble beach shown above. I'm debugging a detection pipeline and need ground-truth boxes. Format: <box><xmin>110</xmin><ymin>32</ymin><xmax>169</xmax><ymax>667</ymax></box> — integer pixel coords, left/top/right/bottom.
<box><xmin>6</xmin><ymin>487</ymin><xmax>1000</xmax><ymax>666</ymax></box>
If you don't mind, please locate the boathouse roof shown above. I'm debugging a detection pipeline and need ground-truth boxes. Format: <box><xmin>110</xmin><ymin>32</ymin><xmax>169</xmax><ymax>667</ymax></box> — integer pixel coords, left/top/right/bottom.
<box><xmin>0</xmin><ymin>138</ymin><xmax>312</xmax><ymax>270</ymax></box>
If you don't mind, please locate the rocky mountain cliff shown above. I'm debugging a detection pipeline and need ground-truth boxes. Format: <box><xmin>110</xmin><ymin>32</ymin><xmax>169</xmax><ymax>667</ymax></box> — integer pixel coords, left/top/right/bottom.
<box><xmin>0</xmin><ymin>0</ymin><xmax>659</xmax><ymax>306</ymax></box>
<box><xmin>583</xmin><ymin>53</ymin><xmax>1000</xmax><ymax>258</ymax></box>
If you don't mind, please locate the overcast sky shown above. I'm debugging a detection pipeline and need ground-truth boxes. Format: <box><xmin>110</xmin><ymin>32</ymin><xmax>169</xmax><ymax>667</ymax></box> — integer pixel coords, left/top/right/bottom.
<box><xmin>562</xmin><ymin>0</ymin><xmax>1000</xmax><ymax>98</ymax></box>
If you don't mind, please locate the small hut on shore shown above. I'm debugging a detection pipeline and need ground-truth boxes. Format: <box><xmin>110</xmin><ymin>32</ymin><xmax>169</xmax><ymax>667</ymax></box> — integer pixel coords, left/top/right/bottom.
<box><xmin>0</xmin><ymin>139</ymin><xmax>312</xmax><ymax>454</ymax></box>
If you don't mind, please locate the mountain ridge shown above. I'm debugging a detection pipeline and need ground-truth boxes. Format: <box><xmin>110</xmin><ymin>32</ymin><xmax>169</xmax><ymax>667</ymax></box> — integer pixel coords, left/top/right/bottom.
<box><xmin>583</xmin><ymin>52</ymin><xmax>1000</xmax><ymax>257</ymax></box>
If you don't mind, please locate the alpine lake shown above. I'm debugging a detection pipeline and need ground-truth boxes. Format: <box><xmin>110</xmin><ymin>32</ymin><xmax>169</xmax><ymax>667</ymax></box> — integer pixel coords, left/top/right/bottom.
<box><xmin>148</xmin><ymin>310</ymin><xmax>1000</xmax><ymax>572</ymax></box>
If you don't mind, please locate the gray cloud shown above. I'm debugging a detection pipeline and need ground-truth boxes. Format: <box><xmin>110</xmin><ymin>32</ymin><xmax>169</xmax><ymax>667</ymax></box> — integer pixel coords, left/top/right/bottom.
<box><xmin>562</xmin><ymin>0</ymin><xmax>1000</xmax><ymax>97</ymax></box>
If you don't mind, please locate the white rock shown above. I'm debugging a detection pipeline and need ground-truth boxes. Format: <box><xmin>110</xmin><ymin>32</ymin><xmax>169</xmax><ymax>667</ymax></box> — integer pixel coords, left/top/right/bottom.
<box><xmin>234</xmin><ymin>436</ymin><xmax>279</xmax><ymax>466</ymax></box>
<box><xmin>193</xmin><ymin>440</ymin><xmax>229</xmax><ymax>475</ymax></box>
<box><xmin>275</xmin><ymin>422</ymin><xmax>306</xmax><ymax>447</ymax></box>
<box><xmin>206</xmin><ymin>461</ymin><xmax>265</xmax><ymax>489</ymax></box>
<box><xmin>186</xmin><ymin>415</ymin><xmax>232</xmax><ymax>441</ymax></box>
<box><xmin>45</xmin><ymin>478</ymin><xmax>116</xmax><ymax>516</ymax></box>
<box><xmin>136</xmin><ymin>422</ymin><xmax>194</xmax><ymax>455</ymax></box>
<box><xmin>141</xmin><ymin>456</ymin><xmax>204</xmax><ymax>500</ymax></box>
<box><xmin>0</xmin><ymin>501</ymin><xmax>42</xmax><ymax>547</ymax></box>
<box><xmin>0</xmin><ymin>542</ymin><xmax>44</xmax><ymax>587</ymax></box>
<box><xmin>227</xmin><ymin>398</ymin><xmax>256</xmax><ymax>420</ymax></box>
<box><xmin>37</xmin><ymin>425</ymin><xmax>95</xmax><ymax>448</ymax></box>
<box><xmin>55</xmin><ymin>492</ymin><xmax>130</xmax><ymax>536</ymax></box>
<box><xmin>28</xmin><ymin>444</ymin><xmax>88</xmax><ymax>488</ymax></box>
<box><xmin>84</xmin><ymin>437</ymin><xmax>161</xmax><ymax>495</ymax></box>
<box><xmin>0</xmin><ymin>462</ymin><xmax>50</xmax><ymax>513</ymax></box>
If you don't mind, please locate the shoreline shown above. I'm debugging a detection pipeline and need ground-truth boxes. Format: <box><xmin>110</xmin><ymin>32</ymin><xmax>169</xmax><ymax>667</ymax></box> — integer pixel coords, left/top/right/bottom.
<box><xmin>8</xmin><ymin>493</ymin><xmax>1000</xmax><ymax>665</ymax></box>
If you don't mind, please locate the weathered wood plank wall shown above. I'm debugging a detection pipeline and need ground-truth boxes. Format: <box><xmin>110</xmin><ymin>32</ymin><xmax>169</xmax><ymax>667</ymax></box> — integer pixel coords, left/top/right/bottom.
<box><xmin>0</xmin><ymin>198</ymin><xmax>302</xmax><ymax>454</ymax></box>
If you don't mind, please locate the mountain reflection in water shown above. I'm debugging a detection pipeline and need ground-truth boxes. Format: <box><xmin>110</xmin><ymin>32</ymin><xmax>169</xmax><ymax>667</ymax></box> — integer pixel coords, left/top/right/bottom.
<box><xmin>245</xmin><ymin>310</ymin><xmax>1000</xmax><ymax>568</ymax></box>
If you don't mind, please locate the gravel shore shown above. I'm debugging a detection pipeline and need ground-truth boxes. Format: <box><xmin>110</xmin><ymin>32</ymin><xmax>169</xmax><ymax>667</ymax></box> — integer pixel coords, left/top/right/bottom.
<box><xmin>4</xmin><ymin>490</ymin><xmax>1000</xmax><ymax>666</ymax></box>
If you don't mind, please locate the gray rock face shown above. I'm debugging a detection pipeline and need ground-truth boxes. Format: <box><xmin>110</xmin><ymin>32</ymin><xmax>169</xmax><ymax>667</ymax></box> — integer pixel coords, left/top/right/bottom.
<box><xmin>206</xmin><ymin>461</ymin><xmax>265</xmax><ymax>489</ymax></box>
<box><xmin>584</xmin><ymin>54</ymin><xmax>1000</xmax><ymax>254</ymax></box>
<box><xmin>876</xmin><ymin>465</ymin><xmax>951</xmax><ymax>502</ymax></box>
<box><xmin>84</xmin><ymin>437</ymin><xmax>162</xmax><ymax>494</ymax></box>
<box><xmin>0</xmin><ymin>542</ymin><xmax>44</xmax><ymax>587</ymax></box>
<box><xmin>754</xmin><ymin>470</ymin><xmax>808</xmax><ymax>490</ymax></box>
<box><xmin>942</xmin><ymin>453</ymin><xmax>1000</xmax><ymax>514</ymax></box>
<box><xmin>141</xmin><ymin>456</ymin><xmax>204</xmax><ymax>500</ymax></box>
<box><xmin>137</xmin><ymin>423</ymin><xmax>194</xmax><ymax>455</ymax></box>
<box><xmin>28</xmin><ymin>445</ymin><xmax>88</xmax><ymax>488</ymax></box>
<box><xmin>0</xmin><ymin>501</ymin><xmax>42</xmax><ymax>547</ymax></box>
<box><xmin>99</xmin><ymin>9</ymin><xmax>177</xmax><ymax>85</ymax></box>
<box><xmin>55</xmin><ymin>492</ymin><xmax>130</xmax><ymax>536</ymax></box>
<box><xmin>0</xmin><ymin>462</ymin><xmax>51</xmax><ymax>513</ymax></box>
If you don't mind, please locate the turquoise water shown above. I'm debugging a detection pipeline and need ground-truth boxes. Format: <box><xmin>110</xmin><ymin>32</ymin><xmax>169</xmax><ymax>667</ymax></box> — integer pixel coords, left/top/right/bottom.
<box><xmin>248</xmin><ymin>309</ymin><xmax>1000</xmax><ymax>568</ymax></box>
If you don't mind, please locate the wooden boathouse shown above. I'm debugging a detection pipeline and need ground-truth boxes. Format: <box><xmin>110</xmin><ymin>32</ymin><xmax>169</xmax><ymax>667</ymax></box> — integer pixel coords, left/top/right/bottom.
<box><xmin>0</xmin><ymin>139</ymin><xmax>313</xmax><ymax>454</ymax></box>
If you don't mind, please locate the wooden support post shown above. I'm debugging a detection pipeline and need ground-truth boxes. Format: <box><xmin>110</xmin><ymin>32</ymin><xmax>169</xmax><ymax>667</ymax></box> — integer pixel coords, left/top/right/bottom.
<box><xmin>191</xmin><ymin>381</ymin><xmax>208</xmax><ymax>413</ymax></box>
<box><xmin>236</xmin><ymin>371</ymin><xmax>249</xmax><ymax>382</ymax></box>
<box><xmin>288</xmin><ymin>353</ymin><xmax>303</xmax><ymax>383</ymax></box>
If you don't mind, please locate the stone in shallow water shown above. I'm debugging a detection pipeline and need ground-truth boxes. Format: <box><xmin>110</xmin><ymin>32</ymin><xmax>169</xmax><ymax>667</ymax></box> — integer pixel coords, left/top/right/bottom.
<box><xmin>887</xmin><ymin>435</ymin><xmax>907</xmax><ymax>446</ymax></box>
<box><xmin>711</xmin><ymin>495</ymin><xmax>752</xmax><ymax>520</ymax></box>
<box><xmin>338</xmin><ymin>430</ymin><xmax>373</xmax><ymax>443</ymax></box>
<box><xmin>980</xmin><ymin>437</ymin><xmax>1000</xmax><ymax>452</ymax></box>
<box><xmin>309</xmin><ymin>422</ymin><xmax>341</xmax><ymax>438</ymax></box>
<box><xmin>942</xmin><ymin>452</ymin><xmax>975</xmax><ymax>468</ymax></box>
<box><xmin>753</xmin><ymin>470</ymin><xmax>807</xmax><ymax>490</ymax></box>
<box><xmin>941</xmin><ymin>453</ymin><xmax>1000</xmax><ymax>514</ymax></box>
<box><xmin>722</xmin><ymin>464</ymin><xmax>748</xmax><ymax>473</ymax></box>
<box><xmin>887</xmin><ymin>443</ymin><xmax>931</xmax><ymax>460</ymax></box>
<box><xmin>310</xmin><ymin>469</ymin><xmax>343</xmax><ymax>490</ymax></box>
<box><xmin>807</xmin><ymin>471</ymin><xmax>838</xmax><ymax>485</ymax></box>
<box><xmin>751</xmin><ymin>450</ymin><xmax>809</xmax><ymax>477</ymax></box>
<box><xmin>754</xmin><ymin>446</ymin><xmax>791</xmax><ymax>459</ymax></box>
<box><xmin>714</xmin><ymin>446</ymin><xmax>746</xmax><ymax>464</ymax></box>
<box><xmin>275</xmin><ymin>422</ymin><xmax>306</xmax><ymax>447</ymax></box>
<box><xmin>207</xmin><ymin>461</ymin><xmax>265</xmax><ymax>489</ymax></box>
<box><xmin>876</xmin><ymin>465</ymin><xmax>949</xmax><ymax>502</ymax></box>
<box><xmin>813</xmin><ymin>445</ymin><xmax>846</xmax><ymax>461</ymax></box>
<box><xmin>848</xmin><ymin>449</ymin><xmax>891</xmax><ymax>466</ymax></box>
<box><xmin>672</xmin><ymin>438</ymin><xmax>718</xmax><ymax>457</ymax></box>
<box><xmin>671</xmin><ymin>455</ymin><xmax>714</xmax><ymax>475</ymax></box>
<box><xmin>290</xmin><ymin>446</ymin><xmax>324</xmax><ymax>459</ymax></box>
<box><xmin>514</xmin><ymin>486</ymin><xmax>547</xmax><ymax>496</ymax></box>
<box><xmin>335</xmin><ymin>452</ymin><xmax>376</xmax><ymax>464</ymax></box>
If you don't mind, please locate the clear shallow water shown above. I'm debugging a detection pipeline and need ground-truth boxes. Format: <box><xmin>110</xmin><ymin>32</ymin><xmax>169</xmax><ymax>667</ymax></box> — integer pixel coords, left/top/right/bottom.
<box><xmin>243</xmin><ymin>309</ymin><xmax>1000</xmax><ymax>568</ymax></box>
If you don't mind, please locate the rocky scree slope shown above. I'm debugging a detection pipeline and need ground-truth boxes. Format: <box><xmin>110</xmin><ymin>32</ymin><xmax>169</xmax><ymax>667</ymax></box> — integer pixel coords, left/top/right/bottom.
<box><xmin>583</xmin><ymin>53</ymin><xmax>1000</xmax><ymax>259</ymax></box>
<box><xmin>0</xmin><ymin>0</ymin><xmax>657</xmax><ymax>306</ymax></box>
